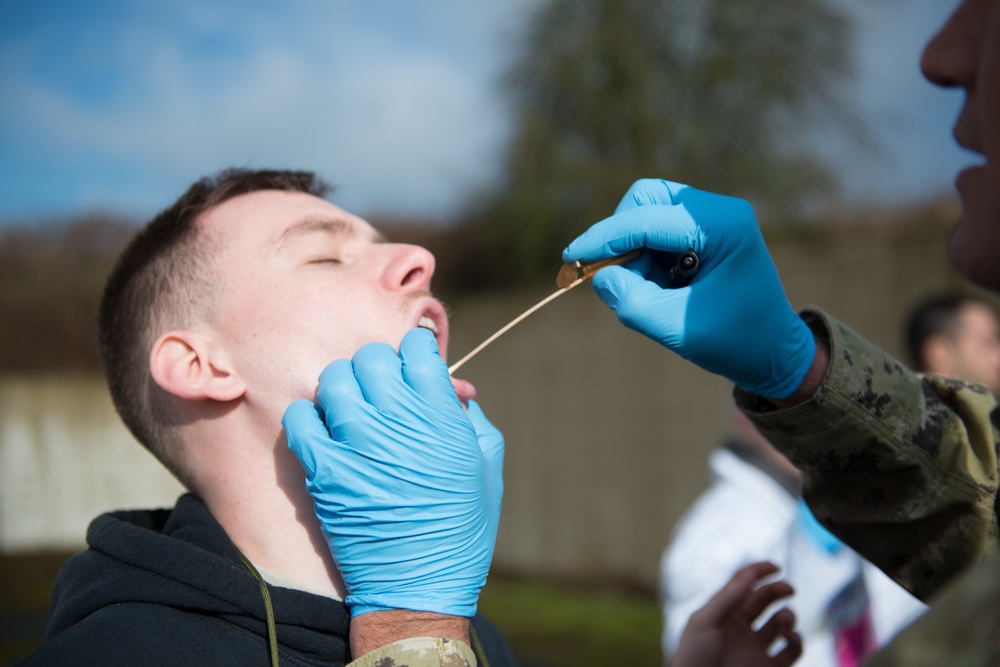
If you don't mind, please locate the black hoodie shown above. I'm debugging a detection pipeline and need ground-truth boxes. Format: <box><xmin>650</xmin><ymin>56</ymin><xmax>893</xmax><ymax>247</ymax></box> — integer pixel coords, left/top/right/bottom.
<box><xmin>15</xmin><ymin>494</ymin><xmax>517</xmax><ymax>666</ymax></box>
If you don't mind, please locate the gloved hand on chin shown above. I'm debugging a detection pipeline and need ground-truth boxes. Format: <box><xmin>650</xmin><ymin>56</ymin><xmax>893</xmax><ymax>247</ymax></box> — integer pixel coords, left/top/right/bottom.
<box><xmin>282</xmin><ymin>328</ymin><xmax>504</xmax><ymax>618</ymax></box>
<box><xmin>563</xmin><ymin>178</ymin><xmax>816</xmax><ymax>399</ymax></box>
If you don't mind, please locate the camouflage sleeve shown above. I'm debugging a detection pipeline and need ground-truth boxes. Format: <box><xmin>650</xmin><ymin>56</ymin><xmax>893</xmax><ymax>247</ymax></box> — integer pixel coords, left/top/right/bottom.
<box><xmin>734</xmin><ymin>307</ymin><xmax>1000</xmax><ymax>601</ymax></box>
<box><xmin>346</xmin><ymin>637</ymin><xmax>476</xmax><ymax>667</ymax></box>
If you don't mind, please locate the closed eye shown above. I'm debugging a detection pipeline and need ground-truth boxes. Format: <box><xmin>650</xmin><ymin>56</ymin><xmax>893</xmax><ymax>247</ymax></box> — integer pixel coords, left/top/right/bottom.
<box><xmin>309</xmin><ymin>258</ymin><xmax>342</xmax><ymax>265</ymax></box>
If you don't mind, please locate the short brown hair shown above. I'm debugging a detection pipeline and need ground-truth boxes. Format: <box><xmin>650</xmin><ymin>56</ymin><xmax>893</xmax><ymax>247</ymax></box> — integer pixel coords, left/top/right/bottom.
<box><xmin>98</xmin><ymin>168</ymin><xmax>331</xmax><ymax>487</ymax></box>
<box><xmin>905</xmin><ymin>293</ymin><xmax>980</xmax><ymax>371</ymax></box>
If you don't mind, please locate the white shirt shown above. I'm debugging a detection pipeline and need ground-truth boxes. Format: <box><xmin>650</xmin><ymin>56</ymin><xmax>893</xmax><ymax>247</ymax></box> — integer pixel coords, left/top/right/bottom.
<box><xmin>660</xmin><ymin>446</ymin><xmax>928</xmax><ymax>667</ymax></box>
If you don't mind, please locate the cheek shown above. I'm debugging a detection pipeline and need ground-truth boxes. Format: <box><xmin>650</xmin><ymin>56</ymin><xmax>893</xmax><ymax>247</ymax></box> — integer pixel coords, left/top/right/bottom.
<box><xmin>226</xmin><ymin>280</ymin><xmax>409</xmax><ymax>392</ymax></box>
<box><xmin>983</xmin><ymin>5</ymin><xmax>1000</xmax><ymax>195</ymax></box>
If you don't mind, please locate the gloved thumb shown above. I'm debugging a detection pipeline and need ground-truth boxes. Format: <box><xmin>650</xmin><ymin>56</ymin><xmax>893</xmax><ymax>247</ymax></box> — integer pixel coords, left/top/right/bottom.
<box><xmin>591</xmin><ymin>265</ymin><xmax>687</xmax><ymax>338</ymax></box>
<box><xmin>399</xmin><ymin>328</ymin><xmax>464</xmax><ymax>422</ymax></box>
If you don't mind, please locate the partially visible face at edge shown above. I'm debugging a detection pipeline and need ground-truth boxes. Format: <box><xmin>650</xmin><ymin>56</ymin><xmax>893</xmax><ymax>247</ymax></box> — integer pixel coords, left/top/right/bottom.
<box><xmin>195</xmin><ymin>189</ymin><xmax>475</xmax><ymax>426</ymax></box>
<box><xmin>946</xmin><ymin>301</ymin><xmax>1000</xmax><ymax>394</ymax></box>
<box><xmin>921</xmin><ymin>0</ymin><xmax>1000</xmax><ymax>290</ymax></box>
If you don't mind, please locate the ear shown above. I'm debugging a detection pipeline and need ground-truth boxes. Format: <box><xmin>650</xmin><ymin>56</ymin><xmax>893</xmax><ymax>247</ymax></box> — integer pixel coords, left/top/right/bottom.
<box><xmin>922</xmin><ymin>335</ymin><xmax>955</xmax><ymax>376</ymax></box>
<box><xmin>150</xmin><ymin>330</ymin><xmax>246</xmax><ymax>402</ymax></box>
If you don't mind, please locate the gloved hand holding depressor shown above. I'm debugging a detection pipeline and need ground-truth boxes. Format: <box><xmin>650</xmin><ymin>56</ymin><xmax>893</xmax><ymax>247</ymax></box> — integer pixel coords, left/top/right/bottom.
<box><xmin>563</xmin><ymin>178</ymin><xmax>816</xmax><ymax>399</ymax></box>
<box><xmin>282</xmin><ymin>327</ymin><xmax>504</xmax><ymax>618</ymax></box>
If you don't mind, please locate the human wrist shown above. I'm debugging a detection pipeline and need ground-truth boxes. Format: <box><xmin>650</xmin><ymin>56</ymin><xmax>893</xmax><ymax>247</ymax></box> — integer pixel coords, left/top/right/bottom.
<box><xmin>768</xmin><ymin>326</ymin><xmax>830</xmax><ymax>409</ymax></box>
<box><xmin>349</xmin><ymin>609</ymin><xmax>470</xmax><ymax>659</ymax></box>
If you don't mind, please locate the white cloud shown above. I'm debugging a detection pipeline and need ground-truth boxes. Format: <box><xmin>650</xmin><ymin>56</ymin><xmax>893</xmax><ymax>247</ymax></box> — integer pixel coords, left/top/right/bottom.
<box><xmin>0</xmin><ymin>0</ymin><xmax>973</xmax><ymax>221</ymax></box>
<box><xmin>2</xmin><ymin>4</ymin><xmax>513</xmax><ymax>220</ymax></box>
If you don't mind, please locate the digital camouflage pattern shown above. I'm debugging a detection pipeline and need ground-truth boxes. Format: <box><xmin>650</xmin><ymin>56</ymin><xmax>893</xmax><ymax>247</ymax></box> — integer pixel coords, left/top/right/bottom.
<box><xmin>348</xmin><ymin>636</ymin><xmax>476</xmax><ymax>667</ymax></box>
<box><xmin>737</xmin><ymin>308</ymin><xmax>999</xmax><ymax>601</ymax></box>
<box><xmin>737</xmin><ymin>308</ymin><xmax>1000</xmax><ymax>664</ymax></box>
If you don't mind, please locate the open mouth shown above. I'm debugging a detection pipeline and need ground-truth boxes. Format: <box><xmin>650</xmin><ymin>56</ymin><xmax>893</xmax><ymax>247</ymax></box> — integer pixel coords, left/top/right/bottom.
<box><xmin>412</xmin><ymin>299</ymin><xmax>449</xmax><ymax>360</ymax></box>
<box><xmin>417</xmin><ymin>315</ymin><xmax>439</xmax><ymax>336</ymax></box>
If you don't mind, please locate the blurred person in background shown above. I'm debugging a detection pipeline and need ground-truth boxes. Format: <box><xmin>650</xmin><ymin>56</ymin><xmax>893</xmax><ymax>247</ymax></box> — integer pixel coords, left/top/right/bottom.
<box><xmin>905</xmin><ymin>292</ymin><xmax>1000</xmax><ymax>395</ymax></box>
<box><xmin>659</xmin><ymin>407</ymin><xmax>927</xmax><ymax>667</ymax></box>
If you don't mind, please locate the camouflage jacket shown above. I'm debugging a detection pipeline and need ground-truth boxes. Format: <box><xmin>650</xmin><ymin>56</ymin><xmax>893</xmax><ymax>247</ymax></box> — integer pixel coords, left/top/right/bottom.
<box><xmin>347</xmin><ymin>636</ymin><xmax>476</xmax><ymax>667</ymax></box>
<box><xmin>736</xmin><ymin>308</ymin><xmax>1000</xmax><ymax>665</ymax></box>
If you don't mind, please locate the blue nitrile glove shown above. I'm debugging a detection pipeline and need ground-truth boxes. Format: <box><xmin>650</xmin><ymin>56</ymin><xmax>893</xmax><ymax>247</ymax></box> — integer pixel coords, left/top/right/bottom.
<box><xmin>797</xmin><ymin>499</ymin><xmax>842</xmax><ymax>555</ymax></box>
<box><xmin>282</xmin><ymin>328</ymin><xmax>504</xmax><ymax>618</ymax></box>
<box><xmin>563</xmin><ymin>178</ymin><xmax>815</xmax><ymax>399</ymax></box>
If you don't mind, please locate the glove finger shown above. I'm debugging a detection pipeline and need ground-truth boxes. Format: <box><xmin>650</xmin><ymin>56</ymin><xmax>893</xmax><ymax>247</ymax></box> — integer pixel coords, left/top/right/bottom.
<box><xmin>591</xmin><ymin>265</ymin><xmax>690</xmax><ymax>342</ymax></box>
<box><xmin>399</xmin><ymin>328</ymin><xmax>466</xmax><ymax>422</ymax></box>
<box><xmin>562</xmin><ymin>204</ymin><xmax>699</xmax><ymax>264</ymax></box>
<box><xmin>612</xmin><ymin>178</ymin><xmax>684</xmax><ymax>213</ymax></box>
<box><xmin>466</xmin><ymin>399</ymin><xmax>504</xmax><ymax>468</ymax></box>
<box><xmin>350</xmin><ymin>340</ymin><xmax>412</xmax><ymax>415</ymax></box>
<box><xmin>317</xmin><ymin>357</ymin><xmax>369</xmax><ymax>433</ymax></box>
<box><xmin>282</xmin><ymin>398</ymin><xmax>332</xmax><ymax>478</ymax></box>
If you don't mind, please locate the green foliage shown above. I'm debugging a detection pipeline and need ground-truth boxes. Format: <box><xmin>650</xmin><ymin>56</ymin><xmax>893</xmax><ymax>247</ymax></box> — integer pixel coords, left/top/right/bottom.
<box><xmin>0</xmin><ymin>216</ymin><xmax>136</xmax><ymax>372</ymax></box>
<box><xmin>465</xmin><ymin>0</ymin><xmax>854</xmax><ymax>285</ymax></box>
<box><xmin>0</xmin><ymin>552</ymin><xmax>73</xmax><ymax>664</ymax></box>
<box><xmin>478</xmin><ymin>575</ymin><xmax>662</xmax><ymax>666</ymax></box>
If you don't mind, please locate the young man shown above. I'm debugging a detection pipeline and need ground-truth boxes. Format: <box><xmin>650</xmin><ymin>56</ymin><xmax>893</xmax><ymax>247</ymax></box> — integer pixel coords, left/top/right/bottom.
<box><xmin>905</xmin><ymin>293</ymin><xmax>1000</xmax><ymax>394</ymax></box>
<box><xmin>15</xmin><ymin>169</ymin><xmax>516</xmax><ymax>667</ymax></box>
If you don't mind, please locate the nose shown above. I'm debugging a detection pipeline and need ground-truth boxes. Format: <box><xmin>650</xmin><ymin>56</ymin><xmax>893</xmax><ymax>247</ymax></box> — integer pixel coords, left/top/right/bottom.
<box><xmin>380</xmin><ymin>243</ymin><xmax>436</xmax><ymax>293</ymax></box>
<box><xmin>920</xmin><ymin>1</ymin><xmax>982</xmax><ymax>89</ymax></box>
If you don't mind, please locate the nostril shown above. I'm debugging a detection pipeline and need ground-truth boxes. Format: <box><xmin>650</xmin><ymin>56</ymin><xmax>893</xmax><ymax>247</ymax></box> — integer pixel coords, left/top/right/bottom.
<box><xmin>400</xmin><ymin>266</ymin><xmax>425</xmax><ymax>287</ymax></box>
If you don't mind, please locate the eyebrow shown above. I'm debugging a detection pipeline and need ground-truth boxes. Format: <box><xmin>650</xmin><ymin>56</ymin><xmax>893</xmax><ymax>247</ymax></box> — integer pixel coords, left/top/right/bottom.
<box><xmin>276</xmin><ymin>216</ymin><xmax>386</xmax><ymax>251</ymax></box>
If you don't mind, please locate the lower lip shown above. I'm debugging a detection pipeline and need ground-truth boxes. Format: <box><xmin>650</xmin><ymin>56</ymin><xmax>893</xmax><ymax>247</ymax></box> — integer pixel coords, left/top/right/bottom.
<box><xmin>956</xmin><ymin>165</ymin><xmax>986</xmax><ymax>193</ymax></box>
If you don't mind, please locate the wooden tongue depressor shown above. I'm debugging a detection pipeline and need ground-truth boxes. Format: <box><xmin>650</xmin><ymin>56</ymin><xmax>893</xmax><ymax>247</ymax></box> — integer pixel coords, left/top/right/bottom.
<box><xmin>447</xmin><ymin>248</ymin><xmax>645</xmax><ymax>375</ymax></box>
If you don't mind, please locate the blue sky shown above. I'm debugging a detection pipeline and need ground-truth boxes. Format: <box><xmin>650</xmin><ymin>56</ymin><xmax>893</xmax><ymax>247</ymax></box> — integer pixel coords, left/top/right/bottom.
<box><xmin>0</xmin><ymin>0</ymin><xmax>971</xmax><ymax>226</ymax></box>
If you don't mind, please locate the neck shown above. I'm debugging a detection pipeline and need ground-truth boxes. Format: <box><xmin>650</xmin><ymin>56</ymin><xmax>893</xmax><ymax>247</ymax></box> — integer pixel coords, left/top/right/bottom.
<box><xmin>191</xmin><ymin>423</ymin><xmax>346</xmax><ymax>600</ymax></box>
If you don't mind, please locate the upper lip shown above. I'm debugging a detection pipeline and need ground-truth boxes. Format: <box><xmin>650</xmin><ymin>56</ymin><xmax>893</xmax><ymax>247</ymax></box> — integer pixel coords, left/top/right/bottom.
<box><xmin>954</xmin><ymin>133</ymin><xmax>985</xmax><ymax>157</ymax></box>
<box><xmin>953</xmin><ymin>111</ymin><xmax>985</xmax><ymax>158</ymax></box>
<box><xmin>412</xmin><ymin>296</ymin><xmax>450</xmax><ymax>360</ymax></box>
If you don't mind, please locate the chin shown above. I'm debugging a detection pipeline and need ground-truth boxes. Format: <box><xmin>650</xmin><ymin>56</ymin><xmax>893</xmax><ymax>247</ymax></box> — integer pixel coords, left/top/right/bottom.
<box><xmin>950</xmin><ymin>165</ymin><xmax>1000</xmax><ymax>290</ymax></box>
<box><xmin>949</xmin><ymin>217</ymin><xmax>1000</xmax><ymax>292</ymax></box>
